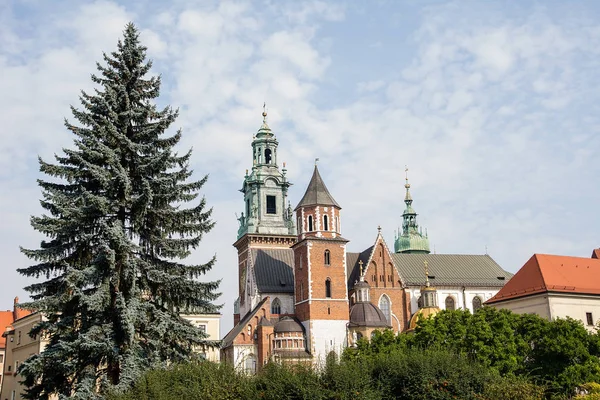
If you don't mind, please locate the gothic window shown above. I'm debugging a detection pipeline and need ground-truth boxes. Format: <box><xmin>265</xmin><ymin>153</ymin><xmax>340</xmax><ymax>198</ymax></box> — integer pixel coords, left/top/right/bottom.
<box><xmin>323</xmin><ymin>215</ymin><xmax>329</xmax><ymax>231</ymax></box>
<box><xmin>271</xmin><ymin>298</ymin><xmax>281</xmax><ymax>314</ymax></box>
<box><xmin>308</xmin><ymin>215</ymin><xmax>313</xmax><ymax>231</ymax></box>
<box><xmin>379</xmin><ymin>295</ymin><xmax>391</xmax><ymax>324</ymax></box>
<box><xmin>325</xmin><ymin>279</ymin><xmax>332</xmax><ymax>298</ymax></box>
<box><xmin>472</xmin><ymin>296</ymin><xmax>482</xmax><ymax>312</ymax></box>
<box><xmin>266</xmin><ymin>195</ymin><xmax>276</xmax><ymax>214</ymax></box>
<box><xmin>417</xmin><ymin>296</ymin><xmax>423</xmax><ymax>308</ymax></box>
<box><xmin>245</xmin><ymin>354</ymin><xmax>257</xmax><ymax>374</ymax></box>
<box><xmin>258</xmin><ymin>148</ymin><xmax>262</xmax><ymax>164</ymax></box>
<box><xmin>445</xmin><ymin>296</ymin><xmax>455</xmax><ymax>311</ymax></box>
<box><xmin>324</xmin><ymin>250</ymin><xmax>330</xmax><ymax>265</ymax></box>
<box><xmin>265</xmin><ymin>148</ymin><xmax>272</xmax><ymax>164</ymax></box>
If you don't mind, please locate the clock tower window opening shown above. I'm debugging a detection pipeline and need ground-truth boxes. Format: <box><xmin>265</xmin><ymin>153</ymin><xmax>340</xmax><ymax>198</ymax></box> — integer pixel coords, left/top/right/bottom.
<box><xmin>266</xmin><ymin>195</ymin><xmax>276</xmax><ymax>214</ymax></box>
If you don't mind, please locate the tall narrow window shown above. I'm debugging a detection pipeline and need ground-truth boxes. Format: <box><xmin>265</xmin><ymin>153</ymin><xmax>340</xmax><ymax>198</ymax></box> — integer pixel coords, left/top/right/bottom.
<box><xmin>445</xmin><ymin>296</ymin><xmax>455</xmax><ymax>311</ymax></box>
<box><xmin>324</xmin><ymin>250</ymin><xmax>330</xmax><ymax>265</ymax></box>
<box><xmin>323</xmin><ymin>215</ymin><xmax>329</xmax><ymax>231</ymax></box>
<box><xmin>246</xmin><ymin>199</ymin><xmax>250</xmax><ymax>217</ymax></box>
<box><xmin>472</xmin><ymin>296</ymin><xmax>482</xmax><ymax>312</ymax></box>
<box><xmin>297</xmin><ymin>217</ymin><xmax>302</xmax><ymax>233</ymax></box>
<box><xmin>308</xmin><ymin>215</ymin><xmax>313</xmax><ymax>231</ymax></box>
<box><xmin>265</xmin><ymin>148</ymin><xmax>272</xmax><ymax>164</ymax></box>
<box><xmin>587</xmin><ymin>312</ymin><xmax>594</xmax><ymax>326</ymax></box>
<box><xmin>266</xmin><ymin>195</ymin><xmax>276</xmax><ymax>214</ymax></box>
<box><xmin>325</xmin><ymin>279</ymin><xmax>332</xmax><ymax>298</ymax></box>
<box><xmin>379</xmin><ymin>295</ymin><xmax>391</xmax><ymax>324</ymax></box>
<box><xmin>271</xmin><ymin>298</ymin><xmax>281</xmax><ymax>314</ymax></box>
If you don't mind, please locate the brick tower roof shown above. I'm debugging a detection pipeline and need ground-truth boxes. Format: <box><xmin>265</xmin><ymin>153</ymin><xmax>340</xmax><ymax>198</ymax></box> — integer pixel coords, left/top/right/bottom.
<box><xmin>295</xmin><ymin>165</ymin><xmax>340</xmax><ymax>210</ymax></box>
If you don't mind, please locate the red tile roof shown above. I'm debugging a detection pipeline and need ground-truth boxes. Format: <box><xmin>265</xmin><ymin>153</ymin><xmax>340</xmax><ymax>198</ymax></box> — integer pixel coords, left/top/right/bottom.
<box><xmin>0</xmin><ymin>311</ymin><xmax>14</xmax><ymax>349</ymax></box>
<box><xmin>486</xmin><ymin>253</ymin><xmax>600</xmax><ymax>304</ymax></box>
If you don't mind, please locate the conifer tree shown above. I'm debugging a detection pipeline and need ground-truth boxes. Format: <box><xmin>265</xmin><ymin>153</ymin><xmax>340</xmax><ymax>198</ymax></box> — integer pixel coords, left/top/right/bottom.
<box><xmin>17</xmin><ymin>23</ymin><xmax>220</xmax><ymax>399</ymax></box>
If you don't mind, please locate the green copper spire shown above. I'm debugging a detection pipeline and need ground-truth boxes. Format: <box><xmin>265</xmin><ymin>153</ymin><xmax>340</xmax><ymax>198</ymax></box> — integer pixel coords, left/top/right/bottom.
<box><xmin>394</xmin><ymin>167</ymin><xmax>430</xmax><ymax>254</ymax></box>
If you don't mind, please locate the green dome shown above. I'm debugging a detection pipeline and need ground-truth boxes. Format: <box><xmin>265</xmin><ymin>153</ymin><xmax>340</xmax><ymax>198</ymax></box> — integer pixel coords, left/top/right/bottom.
<box><xmin>395</xmin><ymin>232</ymin><xmax>430</xmax><ymax>254</ymax></box>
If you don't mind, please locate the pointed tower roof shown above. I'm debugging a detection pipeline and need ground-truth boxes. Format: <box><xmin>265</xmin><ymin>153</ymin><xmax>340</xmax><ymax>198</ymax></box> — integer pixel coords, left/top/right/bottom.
<box><xmin>295</xmin><ymin>164</ymin><xmax>340</xmax><ymax>210</ymax></box>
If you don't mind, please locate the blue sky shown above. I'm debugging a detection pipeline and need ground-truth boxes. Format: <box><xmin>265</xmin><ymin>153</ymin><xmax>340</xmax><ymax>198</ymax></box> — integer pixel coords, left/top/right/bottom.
<box><xmin>1</xmin><ymin>0</ymin><xmax>599</xmax><ymax>336</ymax></box>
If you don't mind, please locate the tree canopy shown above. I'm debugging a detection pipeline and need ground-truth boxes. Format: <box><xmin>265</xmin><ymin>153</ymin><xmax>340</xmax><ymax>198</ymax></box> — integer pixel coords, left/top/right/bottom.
<box><xmin>18</xmin><ymin>23</ymin><xmax>220</xmax><ymax>399</ymax></box>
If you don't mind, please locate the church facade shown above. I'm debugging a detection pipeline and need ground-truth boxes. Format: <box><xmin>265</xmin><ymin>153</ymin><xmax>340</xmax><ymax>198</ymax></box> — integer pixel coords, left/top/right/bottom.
<box><xmin>221</xmin><ymin>112</ymin><xmax>513</xmax><ymax>372</ymax></box>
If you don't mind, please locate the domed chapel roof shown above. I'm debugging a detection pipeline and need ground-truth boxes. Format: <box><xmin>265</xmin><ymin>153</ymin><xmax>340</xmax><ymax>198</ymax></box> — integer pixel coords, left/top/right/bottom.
<box><xmin>274</xmin><ymin>317</ymin><xmax>304</xmax><ymax>333</ymax></box>
<box><xmin>349</xmin><ymin>302</ymin><xmax>391</xmax><ymax>328</ymax></box>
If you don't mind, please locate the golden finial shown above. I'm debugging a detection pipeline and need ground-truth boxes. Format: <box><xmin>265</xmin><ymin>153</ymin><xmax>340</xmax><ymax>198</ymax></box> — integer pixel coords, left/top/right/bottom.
<box><xmin>405</xmin><ymin>165</ymin><xmax>410</xmax><ymax>189</ymax></box>
<box><xmin>359</xmin><ymin>260</ymin><xmax>364</xmax><ymax>277</ymax></box>
<box><xmin>423</xmin><ymin>260</ymin><xmax>430</xmax><ymax>287</ymax></box>
<box><xmin>262</xmin><ymin>102</ymin><xmax>267</xmax><ymax>122</ymax></box>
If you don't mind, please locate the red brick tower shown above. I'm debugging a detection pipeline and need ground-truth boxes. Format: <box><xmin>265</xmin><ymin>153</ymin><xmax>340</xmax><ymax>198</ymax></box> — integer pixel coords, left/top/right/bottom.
<box><xmin>292</xmin><ymin>164</ymin><xmax>349</xmax><ymax>361</ymax></box>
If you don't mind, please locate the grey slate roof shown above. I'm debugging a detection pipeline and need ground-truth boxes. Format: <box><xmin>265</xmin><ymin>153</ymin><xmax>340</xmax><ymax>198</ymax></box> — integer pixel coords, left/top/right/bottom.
<box><xmin>346</xmin><ymin>247</ymin><xmax>373</xmax><ymax>288</ymax></box>
<box><xmin>253</xmin><ymin>249</ymin><xmax>295</xmax><ymax>293</ymax></box>
<box><xmin>390</xmin><ymin>253</ymin><xmax>513</xmax><ymax>287</ymax></box>
<box><xmin>295</xmin><ymin>166</ymin><xmax>341</xmax><ymax>210</ymax></box>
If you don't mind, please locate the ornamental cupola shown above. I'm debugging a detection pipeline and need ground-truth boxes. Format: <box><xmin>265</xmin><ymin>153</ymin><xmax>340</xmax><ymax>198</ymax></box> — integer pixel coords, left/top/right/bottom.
<box><xmin>237</xmin><ymin>105</ymin><xmax>296</xmax><ymax>239</ymax></box>
<box><xmin>394</xmin><ymin>167</ymin><xmax>430</xmax><ymax>254</ymax></box>
<box><xmin>408</xmin><ymin>260</ymin><xmax>441</xmax><ymax>331</ymax></box>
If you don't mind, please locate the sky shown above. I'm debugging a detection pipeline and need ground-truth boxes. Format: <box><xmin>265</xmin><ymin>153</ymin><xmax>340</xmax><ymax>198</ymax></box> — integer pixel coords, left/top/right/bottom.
<box><xmin>1</xmin><ymin>0</ymin><xmax>599</xmax><ymax>337</ymax></box>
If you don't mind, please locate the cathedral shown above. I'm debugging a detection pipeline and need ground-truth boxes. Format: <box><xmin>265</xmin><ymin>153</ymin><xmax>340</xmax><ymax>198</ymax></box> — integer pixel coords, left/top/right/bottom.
<box><xmin>220</xmin><ymin>110</ymin><xmax>512</xmax><ymax>372</ymax></box>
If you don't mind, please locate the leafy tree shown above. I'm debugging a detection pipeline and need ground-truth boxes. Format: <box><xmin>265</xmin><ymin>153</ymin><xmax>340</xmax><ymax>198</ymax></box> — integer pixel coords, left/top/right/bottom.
<box><xmin>18</xmin><ymin>23</ymin><xmax>220</xmax><ymax>399</ymax></box>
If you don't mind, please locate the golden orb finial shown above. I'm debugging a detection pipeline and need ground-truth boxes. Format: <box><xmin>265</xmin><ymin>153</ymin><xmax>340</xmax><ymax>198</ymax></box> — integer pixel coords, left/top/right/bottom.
<box><xmin>262</xmin><ymin>102</ymin><xmax>267</xmax><ymax>121</ymax></box>
<box><xmin>405</xmin><ymin>165</ymin><xmax>410</xmax><ymax>189</ymax></box>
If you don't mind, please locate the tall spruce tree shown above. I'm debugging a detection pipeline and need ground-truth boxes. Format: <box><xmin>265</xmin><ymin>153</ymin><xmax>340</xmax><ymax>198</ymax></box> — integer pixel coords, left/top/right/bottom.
<box><xmin>17</xmin><ymin>23</ymin><xmax>220</xmax><ymax>399</ymax></box>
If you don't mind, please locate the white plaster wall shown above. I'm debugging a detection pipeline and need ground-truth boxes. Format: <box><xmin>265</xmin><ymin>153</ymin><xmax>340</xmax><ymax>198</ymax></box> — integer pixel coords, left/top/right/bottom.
<box><xmin>304</xmin><ymin>320</ymin><xmax>348</xmax><ymax>365</ymax></box>
<box><xmin>548</xmin><ymin>293</ymin><xmax>600</xmax><ymax>331</ymax></box>
<box><xmin>486</xmin><ymin>294</ymin><xmax>551</xmax><ymax>319</ymax></box>
<box><xmin>267</xmin><ymin>294</ymin><xmax>294</xmax><ymax>314</ymax></box>
<box><xmin>181</xmin><ymin>314</ymin><xmax>221</xmax><ymax>362</ymax></box>
<box><xmin>410</xmin><ymin>286</ymin><xmax>502</xmax><ymax>313</ymax></box>
<box><xmin>232</xmin><ymin>344</ymin><xmax>257</xmax><ymax>372</ymax></box>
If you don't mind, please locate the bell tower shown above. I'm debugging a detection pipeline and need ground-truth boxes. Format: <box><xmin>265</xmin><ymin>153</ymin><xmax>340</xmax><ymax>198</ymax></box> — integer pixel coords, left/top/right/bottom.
<box><xmin>292</xmin><ymin>163</ymin><xmax>349</xmax><ymax>361</ymax></box>
<box><xmin>233</xmin><ymin>107</ymin><xmax>296</xmax><ymax>321</ymax></box>
<box><xmin>394</xmin><ymin>166</ymin><xmax>430</xmax><ymax>254</ymax></box>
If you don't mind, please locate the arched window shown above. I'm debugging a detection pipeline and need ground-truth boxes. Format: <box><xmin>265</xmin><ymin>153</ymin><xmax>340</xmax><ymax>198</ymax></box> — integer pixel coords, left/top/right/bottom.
<box><xmin>245</xmin><ymin>354</ymin><xmax>257</xmax><ymax>374</ymax></box>
<box><xmin>271</xmin><ymin>298</ymin><xmax>281</xmax><ymax>314</ymax></box>
<box><xmin>257</xmin><ymin>148</ymin><xmax>262</xmax><ymax>164</ymax></box>
<box><xmin>323</xmin><ymin>215</ymin><xmax>329</xmax><ymax>231</ymax></box>
<box><xmin>417</xmin><ymin>296</ymin><xmax>423</xmax><ymax>308</ymax></box>
<box><xmin>324</xmin><ymin>250</ymin><xmax>330</xmax><ymax>265</ymax></box>
<box><xmin>379</xmin><ymin>295</ymin><xmax>391</xmax><ymax>324</ymax></box>
<box><xmin>265</xmin><ymin>148</ymin><xmax>272</xmax><ymax>164</ymax></box>
<box><xmin>445</xmin><ymin>296</ymin><xmax>455</xmax><ymax>311</ymax></box>
<box><xmin>472</xmin><ymin>296</ymin><xmax>482</xmax><ymax>312</ymax></box>
<box><xmin>308</xmin><ymin>215</ymin><xmax>313</xmax><ymax>231</ymax></box>
<box><xmin>325</xmin><ymin>279</ymin><xmax>332</xmax><ymax>298</ymax></box>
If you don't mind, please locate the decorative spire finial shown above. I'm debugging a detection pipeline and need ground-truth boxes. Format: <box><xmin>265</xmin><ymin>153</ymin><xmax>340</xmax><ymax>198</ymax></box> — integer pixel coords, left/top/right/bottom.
<box><xmin>315</xmin><ymin>157</ymin><xmax>319</xmax><ymax>166</ymax></box>
<box><xmin>359</xmin><ymin>260</ymin><xmax>364</xmax><ymax>278</ymax></box>
<box><xmin>262</xmin><ymin>102</ymin><xmax>267</xmax><ymax>122</ymax></box>
<box><xmin>378</xmin><ymin>225</ymin><xmax>381</xmax><ymax>233</ymax></box>
<box><xmin>405</xmin><ymin>165</ymin><xmax>410</xmax><ymax>189</ymax></box>
<box><xmin>423</xmin><ymin>260</ymin><xmax>430</xmax><ymax>287</ymax></box>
